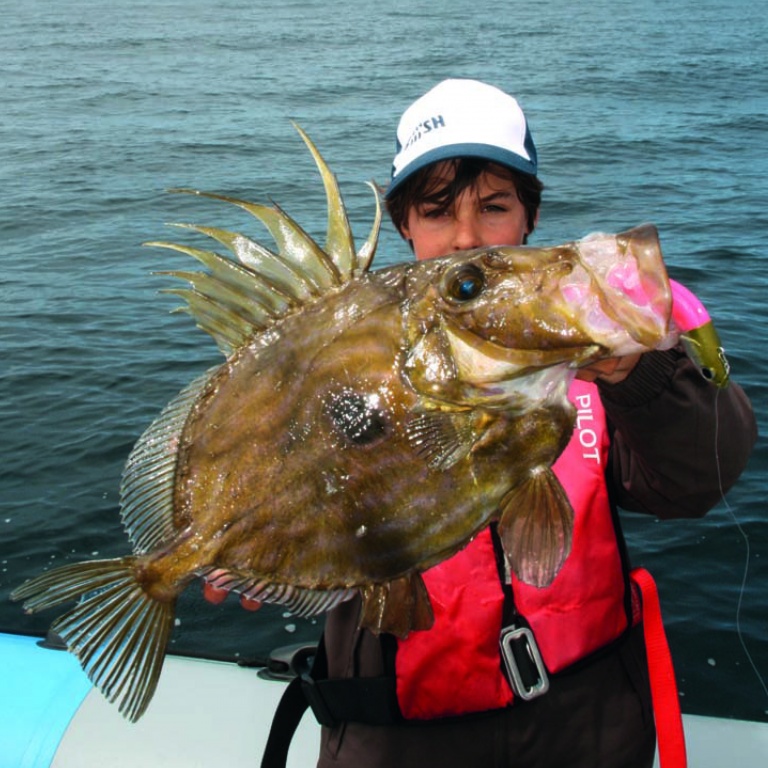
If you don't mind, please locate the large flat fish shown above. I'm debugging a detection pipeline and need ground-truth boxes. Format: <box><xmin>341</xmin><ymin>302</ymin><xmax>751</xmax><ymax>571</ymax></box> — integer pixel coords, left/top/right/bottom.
<box><xmin>12</xmin><ymin>126</ymin><xmax>679</xmax><ymax>721</ymax></box>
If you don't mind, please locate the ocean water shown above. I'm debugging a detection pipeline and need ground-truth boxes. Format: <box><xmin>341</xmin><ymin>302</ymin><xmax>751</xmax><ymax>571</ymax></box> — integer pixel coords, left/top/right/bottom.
<box><xmin>1</xmin><ymin>0</ymin><xmax>766</xmax><ymax>723</ymax></box>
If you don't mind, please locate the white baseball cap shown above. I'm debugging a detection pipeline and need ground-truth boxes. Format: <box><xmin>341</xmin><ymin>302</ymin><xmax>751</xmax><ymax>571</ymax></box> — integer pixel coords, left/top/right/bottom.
<box><xmin>386</xmin><ymin>78</ymin><xmax>538</xmax><ymax>199</ymax></box>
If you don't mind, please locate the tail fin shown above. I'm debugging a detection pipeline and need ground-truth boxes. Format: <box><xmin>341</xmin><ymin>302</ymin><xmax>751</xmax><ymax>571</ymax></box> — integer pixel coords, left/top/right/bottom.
<box><xmin>11</xmin><ymin>558</ymin><xmax>175</xmax><ymax>722</ymax></box>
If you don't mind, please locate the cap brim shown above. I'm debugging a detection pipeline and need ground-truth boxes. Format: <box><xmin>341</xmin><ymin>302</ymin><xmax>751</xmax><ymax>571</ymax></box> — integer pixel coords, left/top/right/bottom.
<box><xmin>385</xmin><ymin>142</ymin><xmax>537</xmax><ymax>199</ymax></box>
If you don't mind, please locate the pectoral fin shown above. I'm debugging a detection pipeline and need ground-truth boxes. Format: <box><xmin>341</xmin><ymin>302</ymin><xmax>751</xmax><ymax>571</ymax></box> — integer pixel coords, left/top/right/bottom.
<box><xmin>358</xmin><ymin>573</ymin><xmax>434</xmax><ymax>638</ymax></box>
<box><xmin>497</xmin><ymin>467</ymin><xmax>574</xmax><ymax>588</ymax></box>
<box><xmin>405</xmin><ymin>410</ymin><xmax>478</xmax><ymax>470</ymax></box>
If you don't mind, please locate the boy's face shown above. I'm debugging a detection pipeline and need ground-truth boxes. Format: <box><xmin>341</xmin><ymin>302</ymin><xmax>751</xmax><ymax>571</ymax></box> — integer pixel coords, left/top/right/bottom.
<box><xmin>400</xmin><ymin>162</ymin><xmax>532</xmax><ymax>262</ymax></box>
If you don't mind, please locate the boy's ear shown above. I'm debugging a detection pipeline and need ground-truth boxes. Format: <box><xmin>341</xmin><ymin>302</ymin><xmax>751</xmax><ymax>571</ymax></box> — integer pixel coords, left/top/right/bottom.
<box><xmin>529</xmin><ymin>209</ymin><xmax>540</xmax><ymax>234</ymax></box>
<box><xmin>398</xmin><ymin>224</ymin><xmax>415</xmax><ymax>252</ymax></box>
<box><xmin>522</xmin><ymin>210</ymin><xmax>540</xmax><ymax>244</ymax></box>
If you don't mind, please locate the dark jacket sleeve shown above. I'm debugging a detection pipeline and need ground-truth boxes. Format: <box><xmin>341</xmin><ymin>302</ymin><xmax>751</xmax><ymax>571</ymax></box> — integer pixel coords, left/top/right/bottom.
<box><xmin>597</xmin><ymin>345</ymin><xmax>757</xmax><ymax>519</ymax></box>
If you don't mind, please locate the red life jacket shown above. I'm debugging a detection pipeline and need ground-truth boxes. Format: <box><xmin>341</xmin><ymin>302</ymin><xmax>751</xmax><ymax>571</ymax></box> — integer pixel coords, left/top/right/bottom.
<box><xmin>395</xmin><ymin>380</ymin><xmax>630</xmax><ymax>720</ymax></box>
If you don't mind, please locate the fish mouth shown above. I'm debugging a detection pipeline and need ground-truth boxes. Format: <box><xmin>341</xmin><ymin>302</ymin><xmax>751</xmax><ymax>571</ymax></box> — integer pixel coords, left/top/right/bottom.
<box><xmin>443</xmin><ymin>319</ymin><xmax>601</xmax><ymax>384</ymax></box>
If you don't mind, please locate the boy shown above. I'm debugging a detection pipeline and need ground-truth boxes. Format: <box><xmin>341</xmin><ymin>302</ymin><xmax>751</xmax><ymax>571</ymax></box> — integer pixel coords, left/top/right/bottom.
<box><xmin>308</xmin><ymin>79</ymin><xmax>756</xmax><ymax>768</ymax></box>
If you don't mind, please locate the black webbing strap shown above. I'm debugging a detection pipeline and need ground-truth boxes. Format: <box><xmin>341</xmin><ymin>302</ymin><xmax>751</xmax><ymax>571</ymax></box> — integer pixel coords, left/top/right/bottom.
<box><xmin>304</xmin><ymin>674</ymin><xmax>400</xmax><ymax>725</ymax></box>
<box><xmin>489</xmin><ymin>524</ymin><xmax>550</xmax><ymax>699</ymax></box>
<box><xmin>260</xmin><ymin>638</ymin><xmax>401</xmax><ymax>768</ymax></box>
<box><xmin>261</xmin><ymin>675</ymin><xmax>311</xmax><ymax>768</ymax></box>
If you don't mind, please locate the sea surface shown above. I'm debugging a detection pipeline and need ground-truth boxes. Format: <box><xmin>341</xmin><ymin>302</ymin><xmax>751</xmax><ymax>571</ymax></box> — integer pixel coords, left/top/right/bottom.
<box><xmin>1</xmin><ymin>0</ymin><xmax>766</xmax><ymax>723</ymax></box>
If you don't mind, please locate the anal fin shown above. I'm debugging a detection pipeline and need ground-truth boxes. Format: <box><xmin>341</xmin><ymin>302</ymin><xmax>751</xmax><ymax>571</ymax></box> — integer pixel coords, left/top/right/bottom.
<box><xmin>358</xmin><ymin>573</ymin><xmax>434</xmax><ymax>638</ymax></box>
<box><xmin>200</xmin><ymin>568</ymin><xmax>356</xmax><ymax>617</ymax></box>
<box><xmin>497</xmin><ymin>467</ymin><xmax>574</xmax><ymax>588</ymax></box>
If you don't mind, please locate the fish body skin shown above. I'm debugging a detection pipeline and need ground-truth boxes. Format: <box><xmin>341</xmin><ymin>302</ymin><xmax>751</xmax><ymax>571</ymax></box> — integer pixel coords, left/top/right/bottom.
<box><xmin>143</xmin><ymin>264</ymin><xmax>577</xmax><ymax>591</ymax></box>
<box><xmin>12</xmin><ymin>127</ymin><xmax>679</xmax><ymax>722</ymax></box>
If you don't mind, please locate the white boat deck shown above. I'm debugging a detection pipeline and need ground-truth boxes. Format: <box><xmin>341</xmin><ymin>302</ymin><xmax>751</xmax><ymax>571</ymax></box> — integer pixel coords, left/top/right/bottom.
<box><xmin>2</xmin><ymin>634</ymin><xmax>766</xmax><ymax>767</ymax></box>
<box><xmin>53</xmin><ymin>654</ymin><xmax>768</xmax><ymax>768</ymax></box>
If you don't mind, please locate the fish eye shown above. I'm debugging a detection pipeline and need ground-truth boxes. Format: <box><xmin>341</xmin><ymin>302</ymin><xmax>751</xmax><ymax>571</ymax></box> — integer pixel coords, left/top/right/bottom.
<box><xmin>445</xmin><ymin>264</ymin><xmax>485</xmax><ymax>303</ymax></box>
<box><xmin>326</xmin><ymin>390</ymin><xmax>390</xmax><ymax>446</ymax></box>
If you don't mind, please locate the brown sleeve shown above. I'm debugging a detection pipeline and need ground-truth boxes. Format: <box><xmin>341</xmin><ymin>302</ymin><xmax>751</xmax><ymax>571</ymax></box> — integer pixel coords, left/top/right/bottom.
<box><xmin>323</xmin><ymin>594</ymin><xmax>388</xmax><ymax>678</ymax></box>
<box><xmin>597</xmin><ymin>346</ymin><xmax>757</xmax><ymax>518</ymax></box>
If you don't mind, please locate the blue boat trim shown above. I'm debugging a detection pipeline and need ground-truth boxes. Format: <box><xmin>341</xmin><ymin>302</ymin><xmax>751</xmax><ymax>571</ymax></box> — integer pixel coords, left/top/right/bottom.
<box><xmin>0</xmin><ymin>633</ymin><xmax>92</xmax><ymax>768</ymax></box>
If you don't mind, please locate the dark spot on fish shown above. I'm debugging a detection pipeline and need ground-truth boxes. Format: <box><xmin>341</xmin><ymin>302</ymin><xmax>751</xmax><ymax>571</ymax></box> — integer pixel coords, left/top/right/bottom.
<box><xmin>444</xmin><ymin>263</ymin><xmax>486</xmax><ymax>302</ymax></box>
<box><xmin>326</xmin><ymin>390</ymin><xmax>390</xmax><ymax>446</ymax></box>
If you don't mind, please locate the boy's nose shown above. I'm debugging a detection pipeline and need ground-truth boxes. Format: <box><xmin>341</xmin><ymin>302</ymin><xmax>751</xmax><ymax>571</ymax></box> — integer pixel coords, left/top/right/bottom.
<box><xmin>452</xmin><ymin>215</ymin><xmax>483</xmax><ymax>251</ymax></box>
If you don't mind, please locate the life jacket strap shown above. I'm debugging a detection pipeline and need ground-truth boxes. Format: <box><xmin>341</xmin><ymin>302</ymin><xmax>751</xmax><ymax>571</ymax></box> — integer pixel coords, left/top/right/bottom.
<box><xmin>260</xmin><ymin>638</ymin><xmax>402</xmax><ymax>768</ymax></box>
<box><xmin>631</xmin><ymin>567</ymin><xmax>688</xmax><ymax>768</ymax></box>
<box><xmin>260</xmin><ymin>675</ymin><xmax>309</xmax><ymax>768</ymax></box>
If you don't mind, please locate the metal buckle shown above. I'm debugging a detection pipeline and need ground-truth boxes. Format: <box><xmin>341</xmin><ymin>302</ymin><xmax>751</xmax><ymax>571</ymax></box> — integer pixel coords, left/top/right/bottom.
<box><xmin>499</xmin><ymin>625</ymin><xmax>550</xmax><ymax>701</ymax></box>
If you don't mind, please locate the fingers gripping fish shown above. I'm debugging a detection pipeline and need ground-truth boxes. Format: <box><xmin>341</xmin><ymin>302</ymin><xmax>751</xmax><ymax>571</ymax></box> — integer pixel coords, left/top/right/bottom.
<box><xmin>13</xmin><ymin>125</ymin><xmax>682</xmax><ymax>722</ymax></box>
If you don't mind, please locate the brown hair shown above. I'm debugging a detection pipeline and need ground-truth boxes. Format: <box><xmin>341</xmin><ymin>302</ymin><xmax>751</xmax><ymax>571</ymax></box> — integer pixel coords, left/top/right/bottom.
<box><xmin>385</xmin><ymin>158</ymin><xmax>543</xmax><ymax>243</ymax></box>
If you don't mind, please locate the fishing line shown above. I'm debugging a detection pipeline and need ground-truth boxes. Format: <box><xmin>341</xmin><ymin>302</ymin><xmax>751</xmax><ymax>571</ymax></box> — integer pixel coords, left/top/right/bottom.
<box><xmin>713</xmin><ymin>390</ymin><xmax>768</xmax><ymax>702</ymax></box>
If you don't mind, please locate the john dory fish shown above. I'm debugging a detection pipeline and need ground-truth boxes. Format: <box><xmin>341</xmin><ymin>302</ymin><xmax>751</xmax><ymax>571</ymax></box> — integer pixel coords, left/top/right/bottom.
<box><xmin>13</xmin><ymin>126</ymin><xmax>679</xmax><ymax>721</ymax></box>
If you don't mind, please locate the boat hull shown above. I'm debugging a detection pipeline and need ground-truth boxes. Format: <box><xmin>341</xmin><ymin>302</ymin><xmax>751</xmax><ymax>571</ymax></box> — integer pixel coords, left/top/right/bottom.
<box><xmin>1</xmin><ymin>632</ymin><xmax>765</xmax><ymax>768</ymax></box>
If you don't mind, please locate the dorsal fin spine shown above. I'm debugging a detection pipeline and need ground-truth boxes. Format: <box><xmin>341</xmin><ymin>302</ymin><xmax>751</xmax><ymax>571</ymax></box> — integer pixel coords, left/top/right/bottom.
<box><xmin>167</xmin><ymin>190</ymin><xmax>341</xmax><ymax>291</ymax></box>
<box><xmin>145</xmin><ymin>126</ymin><xmax>381</xmax><ymax>354</ymax></box>
<box><xmin>170</xmin><ymin>223</ymin><xmax>316</xmax><ymax>301</ymax></box>
<box><xmin>265</xmin><ymin>200</ymin><xmax>343</xmax><ymax>287</ymax></box>
<box><xmin>292</xmin><ymin>122</ymin><xmax>356</xmax><ymax>278</ymax></box>
<box><xmin>159</xmin><ymin>270</ymin><xmax>278</xmax><ymax>326</ymax></box>
<box><xmin>160</xmin><ymin>271</ymin><xmax>278</xmax><ymax>329</ymax></box>
<box><xmin>149</xmin><ymin>241</ymin><xmax>294</xmax><ymax>314</ymax></box>
<box><xmin>162</xmin><ymin>289</ymin><xmax>257</xmax><ymax>353</ymax></box>
<box><xmin>356</xmin><ymin>181</ymin><xmax>382</xmax><ymax>273</ymax></box>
